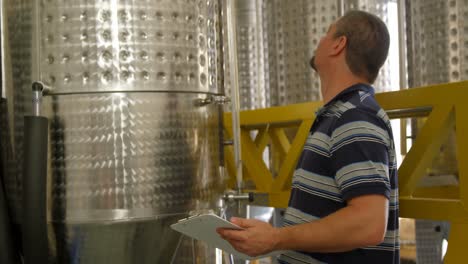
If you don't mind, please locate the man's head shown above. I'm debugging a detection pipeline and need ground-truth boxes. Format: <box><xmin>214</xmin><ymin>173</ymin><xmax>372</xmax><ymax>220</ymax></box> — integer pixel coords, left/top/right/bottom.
<box><xmin>310</xmin><ymin>10</ymin><xmax>390</xmax><ymax>84</ymax></box>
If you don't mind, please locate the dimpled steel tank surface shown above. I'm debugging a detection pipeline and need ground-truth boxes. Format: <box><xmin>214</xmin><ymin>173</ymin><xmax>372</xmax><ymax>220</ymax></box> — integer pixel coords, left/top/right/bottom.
<box><xmin>1</xmin><ymin>0</ymin><xmax>224</xmax><ymax>263</ymax></box>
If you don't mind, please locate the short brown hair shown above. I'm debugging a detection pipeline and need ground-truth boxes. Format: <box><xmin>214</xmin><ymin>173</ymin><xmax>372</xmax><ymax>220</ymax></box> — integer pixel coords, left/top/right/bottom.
<box><xmin>334</xmin><ymin>10</ymin><xmax>390</xmax><ymax>83</ymax></box>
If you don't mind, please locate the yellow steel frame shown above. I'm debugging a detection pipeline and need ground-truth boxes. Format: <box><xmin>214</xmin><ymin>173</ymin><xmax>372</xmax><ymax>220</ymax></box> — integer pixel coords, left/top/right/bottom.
<box><xmin>224</xmin><ymin>81</ymin><xmax>468</xmax><ymax>263</ymax></box>
<box><xmin>224</xmin><ymin>102</ymin><xmax>319</xmax><ymax>194</ymax></box>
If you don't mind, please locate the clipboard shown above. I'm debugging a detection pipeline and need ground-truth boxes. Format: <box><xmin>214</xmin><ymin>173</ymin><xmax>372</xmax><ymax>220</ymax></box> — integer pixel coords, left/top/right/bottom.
<box><xmin>170</xmin><ymin>213</ymin><xmax>282</xmax><ymax>260</ymax></box>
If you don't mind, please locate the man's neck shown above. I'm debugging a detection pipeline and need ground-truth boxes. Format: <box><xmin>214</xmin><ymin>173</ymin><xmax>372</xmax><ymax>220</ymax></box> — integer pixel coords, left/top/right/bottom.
<box><xmin>320</xmin><ymin>75</ymin><xmax>369</xmax><ymax>105</ymax></box>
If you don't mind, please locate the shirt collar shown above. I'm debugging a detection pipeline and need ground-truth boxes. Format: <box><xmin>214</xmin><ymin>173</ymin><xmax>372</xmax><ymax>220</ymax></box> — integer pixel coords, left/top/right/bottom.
<box><xmin>315</xmin><ymin>83</ymin><xmax>375</xmax><ymax>116</ymax></box>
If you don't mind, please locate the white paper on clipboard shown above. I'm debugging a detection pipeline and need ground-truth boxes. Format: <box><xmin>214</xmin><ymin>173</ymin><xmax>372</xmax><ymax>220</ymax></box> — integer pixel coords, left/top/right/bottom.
<box><xmin>170</xmin><ymin>213</ymin><xmax>282</xmax><ymax>260</ymax></box>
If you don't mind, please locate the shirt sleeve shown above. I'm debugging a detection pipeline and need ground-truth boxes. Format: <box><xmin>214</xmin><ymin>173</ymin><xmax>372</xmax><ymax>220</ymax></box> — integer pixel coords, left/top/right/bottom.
<box><xmin>330</xmin><ymin>108</ymin><xmax>391</xmax><ymax>201</ymax></box>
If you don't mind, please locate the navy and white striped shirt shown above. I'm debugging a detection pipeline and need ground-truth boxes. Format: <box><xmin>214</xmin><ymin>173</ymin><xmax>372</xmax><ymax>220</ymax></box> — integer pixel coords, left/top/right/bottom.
<box><xmin>278</xmin><ymin>83</ymin><xmax>399</xmax><ymax>264</ymax></box>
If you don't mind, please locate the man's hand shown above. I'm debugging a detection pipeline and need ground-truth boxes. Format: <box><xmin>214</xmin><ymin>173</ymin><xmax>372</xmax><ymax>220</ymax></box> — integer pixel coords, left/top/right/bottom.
<box><xmin>216</xmin><ymin>217</ymin><xmax>280</xmax><ymax>257</ymax></box>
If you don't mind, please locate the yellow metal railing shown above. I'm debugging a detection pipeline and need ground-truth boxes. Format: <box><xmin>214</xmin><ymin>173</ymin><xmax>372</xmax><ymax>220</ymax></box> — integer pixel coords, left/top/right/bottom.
<box><xmin>224</xmin><ymin>102</ymin><xmax>319</xmax><ymax>205</ymax></box>
<box><xmin>224</xmin><ymin>81</ymin><xmax>468</xmax><ymax>264</ymax></box>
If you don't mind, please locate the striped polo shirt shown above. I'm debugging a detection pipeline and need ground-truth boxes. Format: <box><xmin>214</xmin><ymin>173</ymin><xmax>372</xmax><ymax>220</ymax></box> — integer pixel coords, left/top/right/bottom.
<box><xmin>278</xmin><ymin>83</ymin><xmax>399</xmax><ymax>264</ymax></box>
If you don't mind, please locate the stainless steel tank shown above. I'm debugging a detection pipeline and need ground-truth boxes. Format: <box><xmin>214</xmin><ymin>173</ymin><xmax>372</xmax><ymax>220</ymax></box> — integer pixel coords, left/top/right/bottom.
<box><xmin>262</xmin><ymin>0</ymin><xmax>335</xmax><ymax>106</ymax></box>
<box><xmin>406</xmin><ymin>0</ymin><xmax>465</xmax><ymax>87</ymax></box>
<box><xmin>224</xmin><ymin>0</ymin><xmax>397</xmax><ymax>110</ymax></box>
<box><xmin>1</xmin><ymin>0</ymin><xmax>225</xmax><ymax>263</ymax></box>
<box><xmin>406</xmin><ymin>1</ymin><xmax>462</xmax><ymax>263</ymax></box>
<box><xmin>344</xmin><ymin>0</ymin><xmax>398</xmax><ymax>93</ymax></box>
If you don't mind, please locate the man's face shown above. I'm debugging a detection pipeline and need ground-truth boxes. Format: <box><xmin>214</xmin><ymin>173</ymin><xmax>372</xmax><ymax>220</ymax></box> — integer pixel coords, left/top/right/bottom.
<box><xmin>310</xmin><ymin>23</ymin><xmax>338</xmax><ymax>72</ymax></box>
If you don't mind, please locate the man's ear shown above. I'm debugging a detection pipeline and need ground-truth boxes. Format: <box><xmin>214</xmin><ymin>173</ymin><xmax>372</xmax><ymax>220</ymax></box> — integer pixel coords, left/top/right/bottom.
<box><xmin>330</xmin><ymin>36</ymin><xmax>347</xmax><ymax>56</ymax></box>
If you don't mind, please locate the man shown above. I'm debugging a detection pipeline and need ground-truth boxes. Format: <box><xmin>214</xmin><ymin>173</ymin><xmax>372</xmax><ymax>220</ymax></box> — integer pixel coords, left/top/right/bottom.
<box><xmin>217</xmin><ymin>10</ymin><xmax>399</xmax><ymax>264</ymax></box>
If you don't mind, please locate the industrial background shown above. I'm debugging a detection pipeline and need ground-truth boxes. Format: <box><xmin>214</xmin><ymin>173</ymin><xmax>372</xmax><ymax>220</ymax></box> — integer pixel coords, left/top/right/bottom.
<box><xmin>0</xmin><ymin>0</ymin><xmax>466</xmax><ymax>263</ymax></box>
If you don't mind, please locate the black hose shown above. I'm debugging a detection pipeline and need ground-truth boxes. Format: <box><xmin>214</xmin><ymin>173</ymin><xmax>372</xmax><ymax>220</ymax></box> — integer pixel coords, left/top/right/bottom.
<box><xmin>22</xmin><ymin>115</ymin><xmax>49</xmax><ymax>264</ymax></box>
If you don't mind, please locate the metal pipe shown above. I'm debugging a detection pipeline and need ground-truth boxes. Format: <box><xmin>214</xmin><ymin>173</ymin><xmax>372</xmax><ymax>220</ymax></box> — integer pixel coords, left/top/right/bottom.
<box><xmin>1</xmin><ymin>0</ymin><xmax>16</xmax><ymax>151</ymax></box>
<box><xmin>31</xmin><ymin>82</ymin><xmax>44</xmax><ymax>117</ymax></box>
<box><xmin>217</xmin><ymin>0</ymin><xmax>226</xmax><ymax>96</ymax></box>
<box><xmin>225</xmin><ymin>0</ymin><xmax>243</xmax><ymax>192</ymax></box>
<box><xmin>223</xmin><ymin>191</ymin><xmax>254</xmax><ymax>203</ymax></box>
<box><xmin>397</xmin><ymin>0</ymin><xmax>408</xmax><ymax>90</ymax></box>
<box><xmin>386</xmin><ymin>106</ymin><xmax>432</xmax><ymax>119</ymax></box>
<box><xmin>255</xmin><ymin>0</ymin><xmax>264</xmax><ymax>108</ymax></box>
<box><xmin>338</xmin><ymin>0</ymin><xmax>345</xmax><ymax>16</ymax></box>
<box><xmin>397</xmin><ymin>0</ymin><xmax>409</xmax><ymax>155</ymax></box>
<box><xmin>1</xmin><ymin>1</ymin><xmax>5</xmax><ymax>99</ymax></box>
<box><xmin>31</xmin><ymin>89</ymin><xmax>221</xmax><ymax>96</ymax></box>
<box><xmin>32</xmin><ymin>0</ymin><xmax>41</xmax><ymax>83</ymax></box>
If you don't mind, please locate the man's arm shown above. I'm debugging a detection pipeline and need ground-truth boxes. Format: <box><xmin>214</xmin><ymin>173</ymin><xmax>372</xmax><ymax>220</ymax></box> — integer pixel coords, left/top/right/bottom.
<box><xmin>277</xmin><ymin>194</ymin><xmax>388</xmax><ymax>252</ymax></box>
<box><xmin>217</xmin><ymin>194</ymin><xmax>388</xmax><ymax>257</ymax></box>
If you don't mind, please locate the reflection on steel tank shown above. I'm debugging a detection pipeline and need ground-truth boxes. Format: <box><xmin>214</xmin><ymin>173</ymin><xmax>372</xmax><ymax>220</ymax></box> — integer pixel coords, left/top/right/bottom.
<box><xmin>1</xmin><ymin>0</ymin><xmax>225</xmax><ymax>263</ymax></box>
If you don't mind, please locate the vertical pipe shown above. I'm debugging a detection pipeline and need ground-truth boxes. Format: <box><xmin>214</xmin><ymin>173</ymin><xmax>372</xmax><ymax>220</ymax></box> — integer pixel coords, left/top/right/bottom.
<box><xmin>398</xmin><ymin>0</ymin><xmax>407</xmax><ymax>90</ymax></box>
<box><xmin>255</xmin><ymin>0</ymin><xmax>264</xmax><ymax>108</ymax></box>
<box><xmin>398</xmin><ymin>0</ymin><xmax>408</xmax><ymax>155</ymax></box>
<box><xmin>217</xmin><ymin>0</ymin><xmax>226</xmax><ymax>169</ymax></box>
<box><xmin>216</xmin><ymin>0</ymin><xmax>227</xmax><ymax>197</ymax></box>
<box><xmin>225</xmin><ymin>0</ymin><xmax>243</xmax><ymax>192</ymax></box>
<box><xmin>32</xmin><ymin>83</ymin><xmax>43</xmax><ymax>117</ymax></box>
<box><xmin>1</xmin><ymin>0</ymin><xmax>5</xmax><ymax>99</ymax></box>
<box><xmin>32</xmin><ymin>0</ymin><xmax>41</xmax><ymax>82</ymax></box>
<box><xmin>23</xmin><ymin>83</ymin><xmax>49</xmax><ymax>264</ymax></box>
<box><xmin>1</xmin><ymin>0</ymin><xmax>15</xmax><ymax>148</ymax></box>
<box><xmin>338</xmin><ymin>0</ymin><xmax>345</xmax><ymax>16</ymax></box>
<box><xmin>22</xmin><ymin>115</ymin><xmax>49</xmax><ymax>264</ymax></box>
